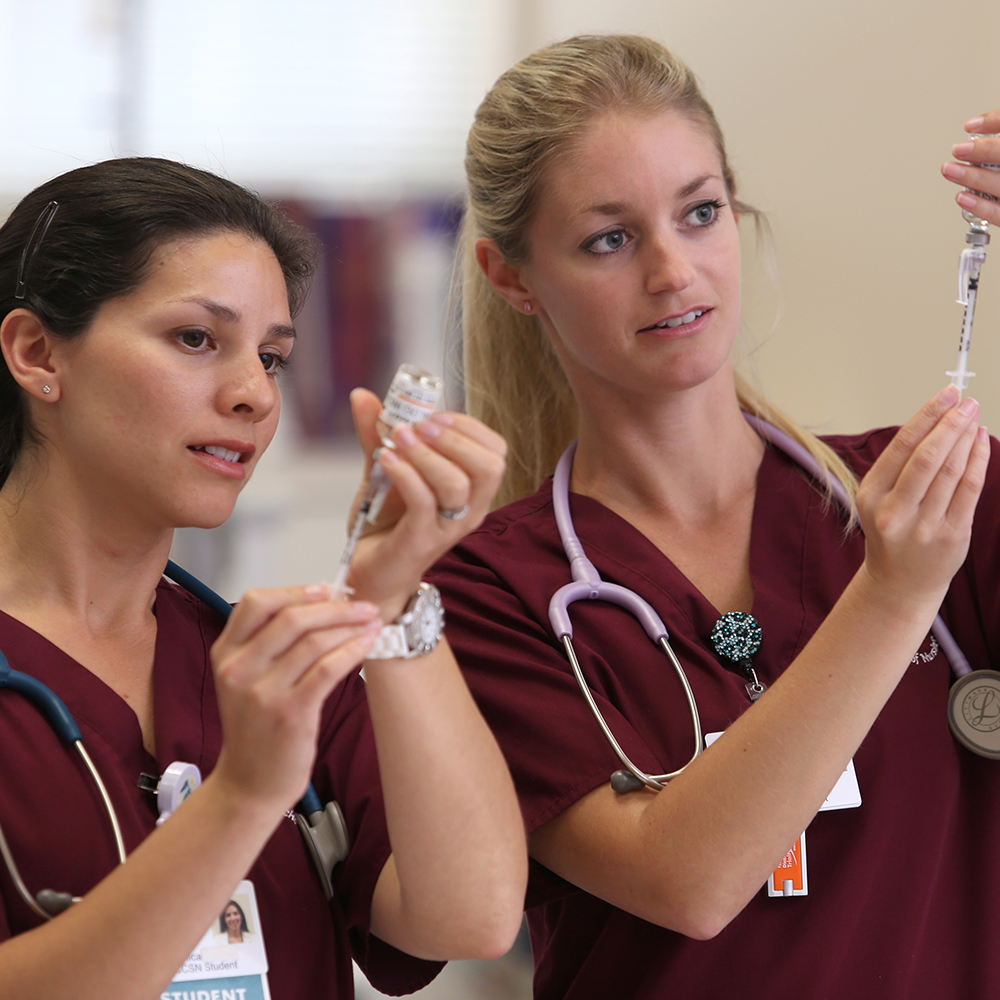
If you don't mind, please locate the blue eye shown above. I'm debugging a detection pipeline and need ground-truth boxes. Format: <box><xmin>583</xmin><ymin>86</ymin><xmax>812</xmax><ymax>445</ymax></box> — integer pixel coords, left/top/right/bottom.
<box><xmin>585</xmin><ymin>228</ymin><xmax>630</xmax><ymax>254</ymax></box>
<box><xmin>686</xmin><ymin>200</ymin><xmax>724</xmax><ymax>227</ymax></box>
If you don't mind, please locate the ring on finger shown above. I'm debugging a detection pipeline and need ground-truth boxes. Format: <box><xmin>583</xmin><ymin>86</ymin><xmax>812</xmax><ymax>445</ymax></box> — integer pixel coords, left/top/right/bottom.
<box><xmin>438</xmin><ymin>504</ymin><xmax>470</xmax><ymax>521</ymax></box>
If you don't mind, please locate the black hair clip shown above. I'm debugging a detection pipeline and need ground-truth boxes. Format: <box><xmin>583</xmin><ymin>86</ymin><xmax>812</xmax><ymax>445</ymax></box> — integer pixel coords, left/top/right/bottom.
<box><xmin>15</xmin><ymin>200</ymin><xmax>59</xmax><ymax>300</ymax></box>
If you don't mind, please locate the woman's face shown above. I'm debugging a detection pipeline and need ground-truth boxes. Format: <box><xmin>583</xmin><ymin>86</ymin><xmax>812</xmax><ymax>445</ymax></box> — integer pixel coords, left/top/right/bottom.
<box><xmin>224</xmin><ymin>904</ymin><xmax>242</xmax><ymax>934</ymax></box>
<box><xmin>517</xmin><ymin>111</ymin><xmax>742</xmax><ymax>408</ymax></box>
<box><xmin>47</xmin><ymin>231</ymin><xmax>293</xmax><ymax>531</ymax></box>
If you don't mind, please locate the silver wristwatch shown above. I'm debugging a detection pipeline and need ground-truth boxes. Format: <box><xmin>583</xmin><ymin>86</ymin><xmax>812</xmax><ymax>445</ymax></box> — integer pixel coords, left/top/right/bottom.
<box><xmin>366</xmin><ymin>583</ymin><xmax>444</xmax><ymax>659</ymax></box>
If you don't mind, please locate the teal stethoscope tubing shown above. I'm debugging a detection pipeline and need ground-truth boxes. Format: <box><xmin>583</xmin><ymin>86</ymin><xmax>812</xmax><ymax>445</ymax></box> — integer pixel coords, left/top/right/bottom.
<box><xmin>548</xmin><ymin>415</ymin><xmax>972</xmax><ymax>793</ymax></box>
<box><xmin>0</xmin><ymin>561</ymin><xmax>343</xmax><ymax>920</ymax></box>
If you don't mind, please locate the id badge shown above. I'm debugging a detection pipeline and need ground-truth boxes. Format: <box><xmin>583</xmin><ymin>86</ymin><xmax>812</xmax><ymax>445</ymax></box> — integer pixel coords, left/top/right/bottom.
<box><xmin>165</xmin><ymin>880</ymin><xmax>271</xmax><ymax>1000</ymax></box>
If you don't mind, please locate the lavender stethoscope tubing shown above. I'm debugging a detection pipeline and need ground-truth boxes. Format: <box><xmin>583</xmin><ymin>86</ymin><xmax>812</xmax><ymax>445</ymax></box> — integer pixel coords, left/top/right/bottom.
<box><xmin>548</xmin><ymin>415</ymin><xmax>971</xmax><ymax>793</ymax></box>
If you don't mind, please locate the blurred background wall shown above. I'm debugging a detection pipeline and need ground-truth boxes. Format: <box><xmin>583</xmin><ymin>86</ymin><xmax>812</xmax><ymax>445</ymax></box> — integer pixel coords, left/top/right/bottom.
<box><xmin>3</xmin><ymin>2</ymin><xmax>998</xmax><ymax>996</ymax></box>
<box><xmin>3</xmin><ymin>0</ymin><xmax>997</xmax><ymax>600</ymax></box>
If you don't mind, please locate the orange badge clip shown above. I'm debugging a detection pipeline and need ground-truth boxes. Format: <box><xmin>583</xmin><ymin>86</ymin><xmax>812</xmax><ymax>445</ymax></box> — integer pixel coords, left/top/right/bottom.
<box><xmin>767</xmin><ymin>831</ymin><xmax>808</xmax><ymax>897</ymax></box>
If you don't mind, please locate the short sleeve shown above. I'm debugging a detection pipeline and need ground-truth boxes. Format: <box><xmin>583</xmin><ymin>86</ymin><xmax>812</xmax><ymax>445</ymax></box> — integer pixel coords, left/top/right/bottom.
<box><xmin>429</xmin><ymin>537</ymin><xmax>667</xmax><ymax>907</ymax></box>
<box><xmin>312</xmin><ymin>671</ymin><xmax>445</xmax><ymax>995</ymax></box>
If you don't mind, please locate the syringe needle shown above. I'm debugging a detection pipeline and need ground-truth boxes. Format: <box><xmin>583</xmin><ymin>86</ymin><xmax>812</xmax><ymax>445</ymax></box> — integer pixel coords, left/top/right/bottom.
<box><xmin>329</xmin><ymin>464</ymin><xmax>390</xmax><ymax>598</ymax></box>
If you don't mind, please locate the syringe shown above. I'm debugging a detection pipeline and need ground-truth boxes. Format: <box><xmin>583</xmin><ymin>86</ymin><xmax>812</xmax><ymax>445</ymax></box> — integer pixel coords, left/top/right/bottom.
<box><xmin>329</xmin><ymin>365</ymin><xmax>444</xmax><ymax>597</ymax></box>
<box><xmin>951</xmin><ymin>231</ymin><xmax>987</xmax><ymax>394</ymax></box>
<box><xmin>949</xmin><ymin>137</ymin><xmax>1000</xmax><ymax>395</ymax></box>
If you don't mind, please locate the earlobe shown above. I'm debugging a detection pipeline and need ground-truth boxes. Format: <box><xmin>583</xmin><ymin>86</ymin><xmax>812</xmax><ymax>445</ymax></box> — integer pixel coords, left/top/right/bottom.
<box><xmin>474</xmin><ymin>237</ymin><xmax>535</xmax><ymax>314</ymax></box>
<box><xmin>0</xmin><ymin>308</ymin><xmax>60</xmax><ymax>400</ymax></box>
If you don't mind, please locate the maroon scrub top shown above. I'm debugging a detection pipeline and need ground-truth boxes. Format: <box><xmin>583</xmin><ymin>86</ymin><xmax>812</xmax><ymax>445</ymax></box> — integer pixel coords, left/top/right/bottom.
<box><xmin>430</xmin><ymin>428</ymin><xmax>1000</xmax><ymax>1000</ymax></box>
<box><xmin>0</xmin><ymin>580</ymin><xmax>442</xmax><ymax>997</ymax></box>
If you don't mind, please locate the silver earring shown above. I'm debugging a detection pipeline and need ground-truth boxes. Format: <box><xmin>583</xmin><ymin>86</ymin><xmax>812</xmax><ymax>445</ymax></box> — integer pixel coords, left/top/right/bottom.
<box><xmin>42</xmin><ymin>385</ymin><xmax>51</xmax><ymax>394</ymax></box>
<box><xmin>523</xmin><ymin>301</ymin><xmax>533</xmax><ymax>313</ymax></box>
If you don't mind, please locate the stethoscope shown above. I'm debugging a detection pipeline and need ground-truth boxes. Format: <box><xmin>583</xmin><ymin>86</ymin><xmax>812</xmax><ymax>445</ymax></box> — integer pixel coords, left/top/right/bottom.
<box><xmin>549</xmin><ymin>414</ymin><xmax>996</xmax><ymax>795</ymax></box>
<box><xmin>0</xmin><ymin>561</ymin><xmax>349</xmax><ymax>920</ymax></box>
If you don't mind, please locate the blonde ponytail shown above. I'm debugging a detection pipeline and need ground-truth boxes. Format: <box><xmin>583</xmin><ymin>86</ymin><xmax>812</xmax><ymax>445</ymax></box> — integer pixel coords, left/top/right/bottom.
<box><xmin>459</xmin><ymin>34</ymin><xmax>860</xmax><ymax>510</ymax></box>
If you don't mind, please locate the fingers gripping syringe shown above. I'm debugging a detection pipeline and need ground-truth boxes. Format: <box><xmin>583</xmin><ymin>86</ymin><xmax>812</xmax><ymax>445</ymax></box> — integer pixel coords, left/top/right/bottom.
<box><xmin>330</xmin><ymin>365</ymin><xmax>444</xmax><ymax>597</ymax></box>
<box><xmin>950</xmin><ymin>140</ymin><xmax>1000</xmax><ymax>394</ymax></box>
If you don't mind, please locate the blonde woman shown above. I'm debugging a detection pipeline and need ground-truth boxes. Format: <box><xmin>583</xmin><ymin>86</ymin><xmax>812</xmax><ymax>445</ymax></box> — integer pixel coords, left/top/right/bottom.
<box><xmin>429</xmin><ymin>34</ymin><xmax>999</xmax><ymax>998</ymax></box>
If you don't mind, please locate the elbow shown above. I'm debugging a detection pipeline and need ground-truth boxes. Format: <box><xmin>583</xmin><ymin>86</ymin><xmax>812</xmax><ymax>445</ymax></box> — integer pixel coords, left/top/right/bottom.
<box><xmin>417</xmin><ymin>903</ymin><xmax>524</xmax><ymax>962</ymax></box>
<box><xmin>378</xmin><ymin>850</ymin><xmax>528</xmax><ymax>962</ymax></box>
<box><xmin>458</xmin><ymin>911</ymin><xmax>524</xmax><ymax>961</ymax></box>
<box><xmin>444</xmin><ymin>881</ymin><xmax>527</xmax><ymax>960</ymax></box>
<box><xmin>405</xmin><ymin>868</ymin><xmax>528</xmax><ymax>961</ymax></box>
<box><xmin>641</xmin><ymin>886</ymin><xmax>745</xmax><ymax>942</ymax></box>
<box><xmin>672</xmin><ymin>908</ymin><xmax>732</xmax><ymax>942</ymax></box>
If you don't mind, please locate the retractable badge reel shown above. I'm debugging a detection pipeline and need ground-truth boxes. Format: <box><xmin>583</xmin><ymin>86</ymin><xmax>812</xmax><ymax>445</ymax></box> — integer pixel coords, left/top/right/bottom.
<box><xmin>154</xmin><ymin>761</ymin><xmax>202</xmax><ymax>825</ymax></box>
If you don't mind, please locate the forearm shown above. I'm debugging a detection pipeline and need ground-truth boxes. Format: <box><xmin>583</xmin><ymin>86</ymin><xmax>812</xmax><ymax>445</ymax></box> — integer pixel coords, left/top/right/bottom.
<box><xmin>364</xmin><ymin>639</ymin><xmax>527</xmax><ymax>961</ymax></box>
<box><xmin>534</xmin><ymin>566</ymin><xmax>947</xmax><ymax>937</ymax></box>
<box><xmin>0</xmin><ymin>773</ymin><xmax>284</xmax><ymax>1000</ymax></box>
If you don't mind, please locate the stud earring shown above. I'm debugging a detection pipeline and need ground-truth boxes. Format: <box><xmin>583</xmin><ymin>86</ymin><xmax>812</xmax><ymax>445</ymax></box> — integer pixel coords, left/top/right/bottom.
<box><xmin>523</xmin><ymin>301</ymin><xmax>533</xmax><ymax>313</ymax></box>
<box><xmin>42</xmin><ymin>385</ymin><xmax>51</xmax><ymax>394</ymax></box>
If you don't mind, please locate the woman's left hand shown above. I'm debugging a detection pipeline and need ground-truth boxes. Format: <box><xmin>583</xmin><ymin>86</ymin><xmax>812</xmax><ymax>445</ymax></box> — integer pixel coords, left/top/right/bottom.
<box><xmin>344</xmin><ymin>388</ymin><xmax>506</xmax><ymax>617</ymax></box>
<box><xmin>942</xmin><ymin>110</ymin><xmax>1000</xmax><ymax>224</ymax></box>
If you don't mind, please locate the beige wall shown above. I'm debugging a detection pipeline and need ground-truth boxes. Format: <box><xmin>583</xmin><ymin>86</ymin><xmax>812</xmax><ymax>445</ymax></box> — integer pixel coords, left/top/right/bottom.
<box><xmin>180</xmin><ymin>2</ymin><xmax>1000</xmax><ymax>596</ymax></box>
<box><xmin>513</xmin><ymin>1</ymin><xmax>1000</xmax><ymax>434</ymax></box>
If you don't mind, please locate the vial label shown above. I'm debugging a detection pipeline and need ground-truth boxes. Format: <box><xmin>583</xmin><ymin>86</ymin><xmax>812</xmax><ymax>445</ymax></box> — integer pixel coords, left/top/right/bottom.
<box><xmin>377</xmin><ymin>364</ymin><xmax>443</xmax><ymax>444</ymax></box>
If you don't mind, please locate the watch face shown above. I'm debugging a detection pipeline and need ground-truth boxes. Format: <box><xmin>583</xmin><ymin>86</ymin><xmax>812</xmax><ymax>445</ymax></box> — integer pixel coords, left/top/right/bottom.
<box><xmin>404</xmin><ymin>584</ymin><xmax>443</xmax><ymax>655</ymax></box>
<box><xmin>417</xmin><ymin>605</ymin><xmax>440</xmax><ymax>646</ymax></box>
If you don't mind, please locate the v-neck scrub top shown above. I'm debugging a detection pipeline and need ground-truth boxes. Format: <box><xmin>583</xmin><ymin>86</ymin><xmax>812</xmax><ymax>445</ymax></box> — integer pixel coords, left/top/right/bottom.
<box><xmin>428</xmin><ymin>427</ymin><xmax>1000</xmax><ymax>1000</ymax></box>
<box><xmin>0</xmin><ymin>580</ymin><xmax>442</xmax><ymax>998</ymax></box>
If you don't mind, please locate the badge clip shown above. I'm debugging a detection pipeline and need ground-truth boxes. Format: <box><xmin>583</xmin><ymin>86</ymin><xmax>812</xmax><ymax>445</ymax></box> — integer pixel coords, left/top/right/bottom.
<box><xmin>767</xmin><ymin>831</ymin><xmax>808</xmax><ymax>897</ymax></box>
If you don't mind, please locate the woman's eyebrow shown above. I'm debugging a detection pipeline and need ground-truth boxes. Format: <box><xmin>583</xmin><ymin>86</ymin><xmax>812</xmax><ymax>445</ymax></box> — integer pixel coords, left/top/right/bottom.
<box><xmin>677</xmin><ymin>173</ymin><xmax>719</xmax><ymax>198</ymax></box>
<box><xmin>173</xmin><ymin>296</ymin><xmax>297</xmax><ymax>339</ymax></box>
<box><xmin>577</xmin><ymin>175</ymin><xmax>723</xmax><ymax>219</ymax></box>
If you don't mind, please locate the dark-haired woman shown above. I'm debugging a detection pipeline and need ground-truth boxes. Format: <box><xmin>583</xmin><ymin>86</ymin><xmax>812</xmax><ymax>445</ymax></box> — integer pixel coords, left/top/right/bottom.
<box><xmin>0</xmin><ymin>157</ymin><xmax>525</xmax><ymax>999</ymax></box>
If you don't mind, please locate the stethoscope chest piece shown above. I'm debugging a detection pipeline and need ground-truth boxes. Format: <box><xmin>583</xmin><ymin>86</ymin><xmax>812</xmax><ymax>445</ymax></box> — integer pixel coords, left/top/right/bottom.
<box><xmin>948</xmin><ymin>669</ymin><xmax>1000</xmax><ymax>759</ymax></box>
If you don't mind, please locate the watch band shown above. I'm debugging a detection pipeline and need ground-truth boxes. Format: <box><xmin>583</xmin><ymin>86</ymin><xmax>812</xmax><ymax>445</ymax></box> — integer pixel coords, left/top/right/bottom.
<box><xmin>365</xmin><ymin>582</ymin><xmax>444</xmax><ymax>660</ymax></box>
<box><xmin>367</xmin><ymin>623</ymin><xmax>410</xmax><ymax>660</ymax></box>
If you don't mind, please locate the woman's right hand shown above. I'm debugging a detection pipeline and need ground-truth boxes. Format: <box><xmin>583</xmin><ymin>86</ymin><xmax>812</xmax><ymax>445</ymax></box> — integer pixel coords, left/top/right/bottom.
<box><xmin>855</xmin><ymin>384</ymin><xmax>989</xmax><ymax>606</ymax></box>
<box><xmin>208</xmin><ymin>587</ymin><xmax>381</xmax><ymax>811</ymax></box>
<box><xmin>343</xmin><ymin>388</ymin><xmax>507</xmax><ymax>619</ymax></box>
